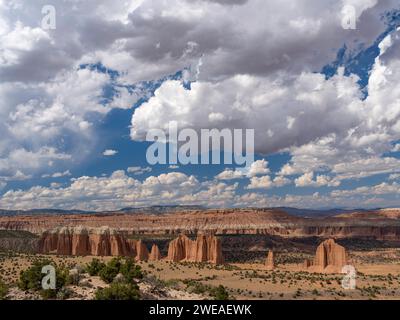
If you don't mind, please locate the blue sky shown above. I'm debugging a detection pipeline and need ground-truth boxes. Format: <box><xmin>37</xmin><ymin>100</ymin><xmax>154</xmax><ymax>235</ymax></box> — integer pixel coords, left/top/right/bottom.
<box><xmin>1</xmin><ymin>0</ymin><xmax>400</xmax><ymax>210</ymax></box>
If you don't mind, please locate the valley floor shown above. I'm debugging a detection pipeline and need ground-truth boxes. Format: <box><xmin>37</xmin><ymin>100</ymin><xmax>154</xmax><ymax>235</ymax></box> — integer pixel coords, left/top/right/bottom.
<box><xmin>1</xmin><ymin>249</ymin><xmax>400</xmax><ymax>300</ymax></box>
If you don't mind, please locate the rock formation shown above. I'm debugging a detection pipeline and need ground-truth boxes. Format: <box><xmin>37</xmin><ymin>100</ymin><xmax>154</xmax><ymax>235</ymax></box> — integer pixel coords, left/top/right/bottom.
<box><xmin>135</xmin><ymin>240</ymin><xmax>149</xmax><ymax>261</ymax></box>
<box><xmin>304</xmin><ymin>239</ymin><xmax>347</xmax><ymax>273</ymax></box>
<box><xmin>265</xmin><ymin>250</ymin><xmax>275</xmax><ymax>270</ymax></box>
<box><xmin>167</xmin><ymin>234</ymin><xmax>224</xmax><ymax>264</ymax></box>
<box><xmin>3</xmin><ymin>208</ymin><xmax>400</xmax><ymax>241</ymax></box>
<box><xmin>39</xmin><ymin>226</ymin><xmax>151</xmax><ymax>260</ymax></box>
<box><xmin>149</xmin><ymin>244</ymin><xmax>162</xmax><ymax>261</ymax></box>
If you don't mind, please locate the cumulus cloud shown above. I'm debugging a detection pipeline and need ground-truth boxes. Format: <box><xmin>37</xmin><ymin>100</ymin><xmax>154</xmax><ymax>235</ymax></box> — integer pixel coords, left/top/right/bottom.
<box><xmin>246</xmin><ymin>175</ymin><xmax>291</xmax><ymax>190</ymax></box>
<box><xmin>216</xmin><ymin>159</ymin><xmax>270</xmax><ymax>180</ymax></box>
<box><xmin>0</xmin><ymin>171</ymin><xmax>237</xmax><ymax>210</ymax></box>
<box><xmin>1</xmin><ymin>0</ymin><xmax>400</xmax><ymax>209</ymax></box>
<box><xmin>294</xmin><ymin>172</ymin><xmax>340</xmax><ymax>188</ymax></box>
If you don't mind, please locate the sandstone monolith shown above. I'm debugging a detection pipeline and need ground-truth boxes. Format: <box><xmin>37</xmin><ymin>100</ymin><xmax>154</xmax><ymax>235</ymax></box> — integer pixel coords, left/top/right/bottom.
<box><xmin>307</xmin><ymin>239</ymin><xmax>347</xmax><ymax>273</ymax></box>
<box><xmin>149</xmin><ymin>244</ymin><xmax>162</xmax><ymax>261</ymax></box>
<box><xmin>265</xmin><ymin>250</ymin><xmax>274</xmax><ymax>270</ymax></box>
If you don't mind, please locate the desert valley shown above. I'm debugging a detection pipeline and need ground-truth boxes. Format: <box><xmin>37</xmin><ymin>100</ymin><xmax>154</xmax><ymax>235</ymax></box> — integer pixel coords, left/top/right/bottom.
<box><xmin>1</xmin><ymin>207</ymin><xmax>400</xmax><ymax>300</ymax></box>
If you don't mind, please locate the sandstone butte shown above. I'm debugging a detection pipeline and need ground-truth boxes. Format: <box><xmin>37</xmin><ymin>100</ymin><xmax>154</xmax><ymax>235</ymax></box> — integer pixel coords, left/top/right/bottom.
<box><xmin>39</xmin><ymin>226</ymin><xmax>153</xmax><ymax>261</ymax></box>
<box><xmin>167</xmin><ymin>234</ymin><xmax>224</xmax><ymax>264</ymax></box>
<box><xmin>265</xmin><ymin>250</ymin><xmax>275</xmax><ymax>270</ymax></box>
<box><xmin>304</xmin><ymin>238</ymin><xmax>347</xmax><ymax>273</ymax></box>
<box><xmin>149</xmin><ymin>244</ymin><xmax>162</xmax><ymax>261</ymax></box>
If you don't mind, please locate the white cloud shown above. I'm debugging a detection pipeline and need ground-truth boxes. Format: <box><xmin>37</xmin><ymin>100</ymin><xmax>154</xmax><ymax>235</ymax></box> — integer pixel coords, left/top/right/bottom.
<box><xmin>0</xmin><ymin>170</ymin><xmax>237</xmax><ymax>210</ymax></box>
<box><xmin>246</xmin><ymin>175</ymin><xmax>290</xmax><ymax>190</ymax></box>
<box><xmin>295</xmin><ymin>172</ymin><xmax>340</xmax><ymax>187</ymax></box>
<box><xmin>127</xmin><ymin>166</ymin><xmax>152</xmax><ymax>175</ymax></box>
<box><xmin>216</xmin><ymin>159</ymin><xmax>270</xmax><ymax>180</ymax></box>
<box><xmin>103</xmin><ymin>149</ymin><xmax>118</xmax><ymax>156</ymax></box>
<box><xmin>42</xmin><ymin>170</ymin><xmax>71</xmax><ymax>179</ymax></box>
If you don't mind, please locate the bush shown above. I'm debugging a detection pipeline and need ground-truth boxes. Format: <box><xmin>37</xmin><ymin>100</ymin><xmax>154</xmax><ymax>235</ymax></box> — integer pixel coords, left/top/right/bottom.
<box><xmin>86</xmin><ymin>259</ymin><xmax>106</xmax><ymax>276</ymax></box>
<box><xmin>18</xmin><ymin>259</ymin><xmax>68</xmax><ymax>299</ymax></box>
<box><xmin>95</xmin><ymin>283</ymin><xmax>140</xmax><ymax>300</ymax></box>
<box><xmin>120</xmin><ymin>258</ymin><xmax>143</xmax><ymax>282</ymax></box>
<box><xmin>0</xmin><ymin>280</ymin><xmax>8</xmax><ymax>300</ymax></box>
<box><xmin>211</xmin><ymin>285</ymin><xmax>230</xmax><ymax>300</ymax></box>
<box><xmin>97</xmin><ymin>258</ymin><xmax>143</xmax><ymax>284</ymax></box>
<box><xmin>99</xmin><ymin>258</ymin><xmax>122</xmax><ymax>284</ymax></box>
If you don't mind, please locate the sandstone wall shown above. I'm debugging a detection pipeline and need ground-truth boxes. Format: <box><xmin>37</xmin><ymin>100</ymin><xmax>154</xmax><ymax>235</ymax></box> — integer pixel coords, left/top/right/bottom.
<box><xmin>39</xmin><ymin>226</ymin><xmax>154</xmax><ymax>260</ymax></box>
<box><xmin>167</xmin><ymin>234</ymin><xmax>224</xmax><ymax>264</ymax></box>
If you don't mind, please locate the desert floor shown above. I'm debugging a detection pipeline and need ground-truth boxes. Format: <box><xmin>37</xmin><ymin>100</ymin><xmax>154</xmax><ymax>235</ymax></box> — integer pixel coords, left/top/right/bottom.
<box><xmin>1</xmin><ymin>249</ymin><xmax>400</xmax><ymax>300</ymax></box>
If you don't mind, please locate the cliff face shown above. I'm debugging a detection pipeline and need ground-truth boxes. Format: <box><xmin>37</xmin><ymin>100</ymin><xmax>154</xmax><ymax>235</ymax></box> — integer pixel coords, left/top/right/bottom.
<box><xmin>167</xmin><ymin>234</ymin><xmax>224</xmax><ymax>264</ymax></box>
<box><xmin>3</xmin><ymin>208</ymin><xmax>400</xmax><ymax>240</ymax></box>
<box><xmin>305</xmin><ymin>239</ymin><xmax>347</xmax><ymax>273</ymax></box>
<box><xmin>39</xmin><ymin>226</ymin><xmax>151</xmax><ymax>260</ymax></box>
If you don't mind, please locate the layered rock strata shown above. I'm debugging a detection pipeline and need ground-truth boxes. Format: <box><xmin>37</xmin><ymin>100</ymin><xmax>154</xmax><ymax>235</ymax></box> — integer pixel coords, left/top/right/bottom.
<box><xmin>167</xmin><ymin>234</ymin><xmax>224</xmax><ymax>264</ymax></box>
<box><xmin>39</xmin><ymin>226</ymin><xmax>151</xmax><ymax>260</ymax></box>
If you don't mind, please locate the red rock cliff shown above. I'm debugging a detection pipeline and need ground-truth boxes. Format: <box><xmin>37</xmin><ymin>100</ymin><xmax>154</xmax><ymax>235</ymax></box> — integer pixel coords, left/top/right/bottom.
<box><xmin>167</xmin><ymin>234</ymin><xmax>224</xmax><ymax>264</ymax></box>
<box><xmin>39</xmin><ymin>226</ymin><xmax>152</xmax><ymax>260</ymax></box>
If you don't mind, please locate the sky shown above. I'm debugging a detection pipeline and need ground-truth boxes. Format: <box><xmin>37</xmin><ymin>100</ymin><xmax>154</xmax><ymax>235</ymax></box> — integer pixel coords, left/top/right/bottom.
<box><xmin>1</xmin><ymin>0</ymin><xmax>400</xmax><ymax>211</ymax></box>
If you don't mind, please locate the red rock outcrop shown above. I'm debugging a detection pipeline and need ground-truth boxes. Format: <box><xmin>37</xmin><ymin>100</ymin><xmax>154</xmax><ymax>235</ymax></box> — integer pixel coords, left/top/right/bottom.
<box><xmin>265</xmin><ymin>250</ymin><xmax>275</xmax><ymax>270</ymax></box>
<box><xmin>39</xmin><ymin>226</ymin><xmax>151</xmax><ymax>260</ymax></box>
<box><xmin>149</xmin><ymin>244</ymin><xmax>162</xmax><ymax>261</ymax></box>
<box><xmin>167</xmin><ymin>234</ymin><xmax>224</xmax><ymax>264</ymax></box>
<box><xmin>305</xmin><ymin>239</ymin><xmax>347</xmax><ymax>273</ymax></box>
<box><xmin>135</xmin><ymin>240</ymin><xmax>149</xmax><ymax>261</ymax></box>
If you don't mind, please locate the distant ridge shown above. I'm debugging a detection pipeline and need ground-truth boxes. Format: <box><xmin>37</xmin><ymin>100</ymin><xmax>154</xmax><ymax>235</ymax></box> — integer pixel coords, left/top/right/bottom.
<box><xmin>0</xmin><ymin>205</ymin><xmax>389</xmax><ymax>217</ymax></box>
<box><xmin>0</xmin><ymin>205</ymin><xmax>206</xmax><ymax>217</ymax></box>
<box><xmin>275</xmin><ymin>207</ymin><xmax>373</xmax><ymax>218</ymax></box>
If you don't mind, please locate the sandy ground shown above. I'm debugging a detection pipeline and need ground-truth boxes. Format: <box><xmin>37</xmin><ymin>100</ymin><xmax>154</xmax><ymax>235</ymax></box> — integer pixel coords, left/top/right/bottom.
<box><xmin>1</xmin><ymin>251</ymin><xmax>400</xmax><ymax>300</ymax></box>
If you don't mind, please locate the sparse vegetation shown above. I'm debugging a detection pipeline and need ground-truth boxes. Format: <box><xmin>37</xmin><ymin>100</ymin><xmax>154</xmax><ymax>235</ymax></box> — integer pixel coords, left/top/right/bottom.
<box><xmin>95</xmin><ymin>282</ymin><xmax>140</xmax><ymax>300</ymax></box>
<box><xmin>0</xmin><ymin>279</ymin><xmax>8</xmax><ymax>300</ymax></box>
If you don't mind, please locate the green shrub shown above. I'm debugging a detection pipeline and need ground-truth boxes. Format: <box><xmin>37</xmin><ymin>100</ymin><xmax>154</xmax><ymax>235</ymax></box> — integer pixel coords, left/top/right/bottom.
<box><xmin>86</xmin><ymin>259</ymin><xmax>106</xmax><ymax>276</ymax></box>
<box><xmin>99</xmin><ymin>258</ymin><xmax>122</xmax><ymax>284</ymax></box>
<box><xmin>18</xmin><ymin>259</ymin><xmax>68</xmax><ymax>299</ymax></box>
<box><xmin>95</xmin><ymin>283</ymin><xmax>140</xmax><ymax>300</ymax></box>
<box><xmin>0</xmin><ymin>280</ymin><xmax>8</xmax><ymax>300</ymax></box>
<box><xmin>19</xmin><ymin>259</ymin><xmax>54</xmax><ymax>291</ymax></box>
<box><xmin>211</xmin><ymin>285</ymin><xmax>230</xmax><ymax>300</ymax></box>
<box><xmin>120</xmin><ymin>258</ymin><xmax>143</xmax><ymax>282</ymax></box>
